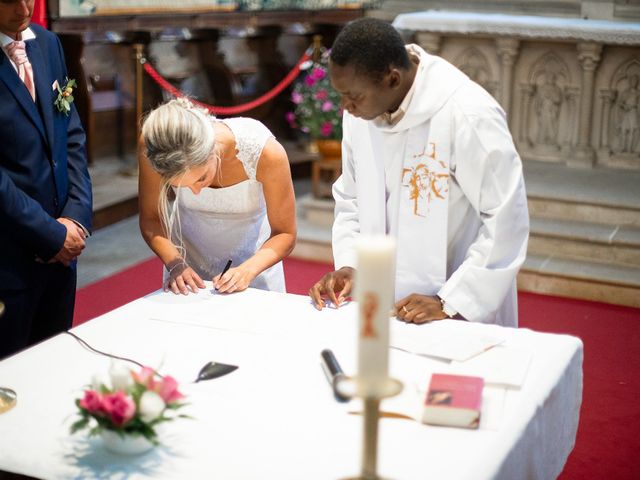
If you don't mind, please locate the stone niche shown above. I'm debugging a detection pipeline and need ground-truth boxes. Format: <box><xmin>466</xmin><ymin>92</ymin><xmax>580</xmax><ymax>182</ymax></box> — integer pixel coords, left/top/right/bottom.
<box><xmin>391</xmin><ymin>9</ymin><xmax>640</xmax><ymax>170</ymax></box>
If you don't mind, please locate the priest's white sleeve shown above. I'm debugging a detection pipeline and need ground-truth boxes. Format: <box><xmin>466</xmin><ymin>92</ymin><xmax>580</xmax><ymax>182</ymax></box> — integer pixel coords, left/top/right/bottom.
<box><xmin>438</xmin><ymin>103</ymin><xmax>529</xmax><ymax>324</ymax></box>
<box><xmin>332</xmin><ymin>115</ymin><xmax>359</xmax><ymax>270</ymax></box>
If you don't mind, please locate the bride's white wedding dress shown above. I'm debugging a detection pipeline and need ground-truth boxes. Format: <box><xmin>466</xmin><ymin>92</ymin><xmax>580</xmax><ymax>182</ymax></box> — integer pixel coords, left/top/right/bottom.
<box><xmin>170</xmin><ymin>117</ymin><xmax>285</xmax><ymax>292</ymax></box>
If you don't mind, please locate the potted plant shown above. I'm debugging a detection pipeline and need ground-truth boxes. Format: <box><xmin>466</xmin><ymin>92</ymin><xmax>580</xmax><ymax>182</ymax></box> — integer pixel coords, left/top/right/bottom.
<box><xmin>286</xmin><ymin>51</ymin><xmax>343</xmax><ymax>160</ymax></box>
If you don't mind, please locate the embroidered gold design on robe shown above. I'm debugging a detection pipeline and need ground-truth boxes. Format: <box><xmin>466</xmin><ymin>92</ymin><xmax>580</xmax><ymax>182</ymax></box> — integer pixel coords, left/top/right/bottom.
<box><xmin>402</xmin><ymin>143</ymin><xmax>449</xmax><ymax>216</ymax></box>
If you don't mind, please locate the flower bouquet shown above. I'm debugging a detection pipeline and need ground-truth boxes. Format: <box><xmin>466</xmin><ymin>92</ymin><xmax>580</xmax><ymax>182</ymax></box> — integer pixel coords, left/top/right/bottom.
<box><xmin>71</xmin><ymin>362</ymin><xmax>188</xmax><ymax>454</ymax></box>
<box><xmin>287</xmin><ymin>51</ymin><xmax>343</xmax><ymax>141</ymax></box>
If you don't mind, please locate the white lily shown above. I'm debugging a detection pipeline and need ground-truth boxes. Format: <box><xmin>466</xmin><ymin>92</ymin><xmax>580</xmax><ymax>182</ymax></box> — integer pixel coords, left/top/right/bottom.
<box><xmin>109</xmin><ymin>361</ymin><xmax>134</xmax><ymax>391</ymax></box>
<box><xmin>139</xmin><ymin>391</ymin><xmax>165</xmax><ymax>423</ymax></box>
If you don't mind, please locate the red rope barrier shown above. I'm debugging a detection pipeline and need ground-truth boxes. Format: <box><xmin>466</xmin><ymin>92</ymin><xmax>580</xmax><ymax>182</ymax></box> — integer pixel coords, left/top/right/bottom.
<box><xmin>143</xmin><ymin>51</ymin><xmax>311</xmax><ymax>116</ymax></box>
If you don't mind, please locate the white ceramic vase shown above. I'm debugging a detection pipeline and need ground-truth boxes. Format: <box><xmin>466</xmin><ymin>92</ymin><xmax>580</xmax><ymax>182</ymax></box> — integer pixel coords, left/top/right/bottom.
<box><xmin>100</xmin><ymin>430</ymin><xmax>155</xmax><ymax>455</ymax></box>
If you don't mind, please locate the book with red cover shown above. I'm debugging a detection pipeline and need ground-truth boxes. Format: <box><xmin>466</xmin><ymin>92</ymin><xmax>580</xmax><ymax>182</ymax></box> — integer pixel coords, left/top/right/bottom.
<box><xmin>422</xmin><ymin>373</ymin><xmax>484</xmax><ymax>429</ymax></box>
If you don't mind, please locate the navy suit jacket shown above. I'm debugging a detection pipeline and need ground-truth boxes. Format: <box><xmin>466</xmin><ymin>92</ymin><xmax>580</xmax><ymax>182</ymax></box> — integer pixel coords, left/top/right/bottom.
<box><xmin>0</xmin><ymin>24</ymin><xmax>92</xmax><ymax>289</ymax></box>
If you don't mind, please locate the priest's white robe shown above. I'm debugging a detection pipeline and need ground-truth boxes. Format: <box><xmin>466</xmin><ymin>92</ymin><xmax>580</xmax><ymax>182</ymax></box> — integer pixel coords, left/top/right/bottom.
<box><xmin>332</xmin><ymin>45</ymin><xmax>529</xmax><ymax>327</ymax></box>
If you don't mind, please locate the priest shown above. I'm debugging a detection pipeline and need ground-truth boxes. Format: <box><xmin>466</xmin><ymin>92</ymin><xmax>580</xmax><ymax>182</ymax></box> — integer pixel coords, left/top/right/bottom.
<box><xmin>308</xmin><ymin>18</ymin><xmax>529</xmax><ymax>327</ymax></box>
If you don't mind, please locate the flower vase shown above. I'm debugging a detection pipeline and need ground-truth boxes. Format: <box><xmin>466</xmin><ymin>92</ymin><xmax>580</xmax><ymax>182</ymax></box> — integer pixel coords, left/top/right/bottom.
<box><xmin>100</xmin><ymin>430</ymin><xmax>155</xmax><ymax>455</ymax></box>
<box><xmin>315</xmin><ymin>139</ymin><xmax>342</xmax><ymax>161</ymax></box>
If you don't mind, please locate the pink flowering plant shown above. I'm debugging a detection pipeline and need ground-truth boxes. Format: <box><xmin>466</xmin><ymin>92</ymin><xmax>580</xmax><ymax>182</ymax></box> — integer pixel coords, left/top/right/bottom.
<box><xmin>70</xmin><ymin>362</ymin><xmax>188</xmax><ymax>444</ymax></box>
<box><xmin>287</xmin><ymin>52</ymin><xmax>343</xmax><ymax>140</ymax></box>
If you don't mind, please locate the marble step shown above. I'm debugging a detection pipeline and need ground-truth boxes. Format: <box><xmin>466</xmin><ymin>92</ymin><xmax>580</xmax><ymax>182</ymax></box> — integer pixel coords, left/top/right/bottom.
<box><xmin>524</xmin><ymin>160</ymin><xmax>640</xmax><ymax>227</ymax></box>
<box><xmin>294</xmin><ymin>213</ymin><xmax>640</xmax><ymax>290</ymax></box>
<box><xmin>528</xmin><ymin>217</ymin><xmax>640</xmax><ymax>267</ymax></box>
<box><xmin>519</xmin><ymin>254</ymin><xmax>640</xmax><ymax>308</ymax></box>
<box><xmin>89</xmin><ymin>155</ymin><xmax>139</xmax><ymax>230</ymax></box>
<box><xmin>528</xmin><ymin>196</ymin><xmax>640</xmax><ymax>227</ymax></box>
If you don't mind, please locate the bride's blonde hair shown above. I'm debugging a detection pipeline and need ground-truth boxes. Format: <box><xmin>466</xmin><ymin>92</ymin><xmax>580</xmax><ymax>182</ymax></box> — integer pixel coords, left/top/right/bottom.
<box><xmin>142</xmin><ymin>98</ymin><xmax>220</xmax><ymax>251</ymax></box>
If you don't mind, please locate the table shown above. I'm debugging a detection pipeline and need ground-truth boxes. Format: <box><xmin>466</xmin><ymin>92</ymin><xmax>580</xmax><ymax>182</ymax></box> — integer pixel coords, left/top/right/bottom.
<box><xmin>0</xmin><ymin>287</ymin><xmax>582</xmax><ymax>479</ymax></box>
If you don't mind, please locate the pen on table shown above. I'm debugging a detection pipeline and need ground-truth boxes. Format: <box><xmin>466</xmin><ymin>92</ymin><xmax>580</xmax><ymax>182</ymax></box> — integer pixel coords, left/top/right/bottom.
<box><xmin>215</xmin><ymin>259</ymin><xmax>233</xmax><ymax>291</ymax></box>
<box><xmin>320</xmin><ymin>349</ymin><xmax>350</xmax><ymax>403</ymax></box>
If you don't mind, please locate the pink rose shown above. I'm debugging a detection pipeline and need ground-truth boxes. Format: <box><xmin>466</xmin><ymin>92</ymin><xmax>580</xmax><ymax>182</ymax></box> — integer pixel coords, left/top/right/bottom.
<box><xmin>311</xmin><ymin>67</ymin><xmax>326</xmax><ymax>80</ymax></box>
<box><xmin>321</xmin><ymin>101</ymin><xmax>334</xmax><ymax>112</ymax></box>
<box><xmin>285</xmin><ymin>111</ymin><xmax>296</xmax><ymax>126</ymax></box>
<box><xmin>314</xmin><ymin>90</ymin><xmax>328</xmax><ymax>101</ymax></box>
<box><xmin>132</xmin><ymin>366</ymin><xmax>157</xmax><ymax>390</ymax></box>
<box><xmin>101</xmin><ymin>391</ymin><xmax>136</xmax><ymax>427</ymax></box>
<box><xmin>291</xmin><ymin>91</ymin><xmax>303</xmax><ymax>104</ymax></box>
<box><xmin>157</xmin><ymin>376</ymin><xmax>184</xmax><ymax>404</ymax></box>
<box><xmin>304</xmin><ymin>76</ymin><xmax>316</xmax><ymax>87</ymax></box>
<box><xmin>79</xmin><ymin>390</ymin><xmax>103</xmax><ymax>414</ymax></box>
<box><xmin>320</xmin><ymin>122</ymin><xmax>334</xmax><ymax>137</ymax></box>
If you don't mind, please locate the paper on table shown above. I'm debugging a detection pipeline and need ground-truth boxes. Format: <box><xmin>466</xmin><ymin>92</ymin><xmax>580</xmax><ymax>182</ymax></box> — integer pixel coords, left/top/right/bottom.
<box><xmin>390</xmin><ymin>321</ymin><xmax>505</xmax><ymax>362</ymax></box>
<box><xmin>448</xmin><ymin>345</ymin><xmax>533</xmax><ymax>388</ymax></box>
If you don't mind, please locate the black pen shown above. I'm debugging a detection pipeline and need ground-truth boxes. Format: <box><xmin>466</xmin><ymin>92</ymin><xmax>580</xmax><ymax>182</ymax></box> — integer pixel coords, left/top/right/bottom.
<box><xmin>215</xmin><ymin>259</ymin><xmax>233</xmax><ymax>291</ymax></box>
<box><xmin>321</xmin><ymin>349</ymin><xmax>349</xmax><ymax>403</ymax></box>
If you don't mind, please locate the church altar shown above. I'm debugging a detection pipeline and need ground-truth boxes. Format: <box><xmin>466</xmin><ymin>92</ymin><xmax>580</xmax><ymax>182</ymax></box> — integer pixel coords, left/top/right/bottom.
<box><xmin>0</xmin><ymin>287</ymin><xmax>582</xmax><ymax>479</ymax></box>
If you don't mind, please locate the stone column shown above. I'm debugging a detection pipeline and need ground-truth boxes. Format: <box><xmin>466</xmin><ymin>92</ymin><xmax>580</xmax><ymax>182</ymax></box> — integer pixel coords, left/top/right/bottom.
<box><xmin>572</xmin><ymin>41</ymin><xmax>602</xmax><ymax>168</ymax></box>
<box><xmin>415</xmin><ymin>32</ymin><xmax>442</xmax><ymax>55</ymax></box>
<box><xmin>495</xmin><ymin>38</ymin><xmax>520</xmax><ymax>116</ymax></box>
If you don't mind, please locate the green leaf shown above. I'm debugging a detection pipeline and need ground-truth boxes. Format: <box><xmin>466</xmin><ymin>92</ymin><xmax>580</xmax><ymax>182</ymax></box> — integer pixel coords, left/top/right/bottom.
<box><xmin>70</xmin><ymin>418</ymin><xmax>89</xmax><ymax>434</ymax></box>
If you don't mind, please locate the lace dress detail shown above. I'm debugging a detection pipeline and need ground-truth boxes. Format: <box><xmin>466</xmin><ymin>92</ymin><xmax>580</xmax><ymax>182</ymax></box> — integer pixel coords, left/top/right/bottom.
<box><xmin>168</xmin><ymin>117</ymin><xmax>285</xmax><ymax>292</ymax></box>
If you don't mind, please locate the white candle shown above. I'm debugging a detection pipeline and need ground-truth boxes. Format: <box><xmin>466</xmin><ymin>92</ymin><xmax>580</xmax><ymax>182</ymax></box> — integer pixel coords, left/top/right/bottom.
<box><xmin>355</xmin><ymin>235</ymin><xmax>396</xmax><ymax>395</ymax></box>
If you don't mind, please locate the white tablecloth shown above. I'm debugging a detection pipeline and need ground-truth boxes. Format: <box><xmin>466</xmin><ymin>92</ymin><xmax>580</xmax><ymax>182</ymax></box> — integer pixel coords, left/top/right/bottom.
<box><xmin>0</xmin><ymin>287</ymin><xmax>582</xmax><ymax>479</ymax></box>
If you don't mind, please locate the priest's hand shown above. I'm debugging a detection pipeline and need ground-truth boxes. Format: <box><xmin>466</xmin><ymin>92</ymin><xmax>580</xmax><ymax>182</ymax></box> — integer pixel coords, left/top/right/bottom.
<box><xmin>165</xmin><ymin>261</ymin><xmax>205</xmax><ymax>295</ymax></box>
<box><xmin>309</xmin><ymin>266</ymin><xmax>355</xmax><ymax>310</ymax></box>
<box><xmin>395</xmin><ymin>294</ymin><xmax>448</xmax><ymax>324</ymax></box>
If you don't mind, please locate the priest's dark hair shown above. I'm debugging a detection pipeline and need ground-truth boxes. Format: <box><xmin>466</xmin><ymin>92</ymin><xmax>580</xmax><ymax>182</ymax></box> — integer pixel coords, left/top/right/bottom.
<box><xmin>330</xmin><ymin>18</ymin><xmax>411</xmax><ymax>82</ymax></box>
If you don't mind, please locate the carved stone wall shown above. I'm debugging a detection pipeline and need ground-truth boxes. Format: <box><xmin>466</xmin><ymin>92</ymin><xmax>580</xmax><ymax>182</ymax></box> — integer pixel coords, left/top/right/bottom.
<box><xmin>393</xmin><ymin>11</ymin><xmax>640</xmax><ymax>170</ymax></box>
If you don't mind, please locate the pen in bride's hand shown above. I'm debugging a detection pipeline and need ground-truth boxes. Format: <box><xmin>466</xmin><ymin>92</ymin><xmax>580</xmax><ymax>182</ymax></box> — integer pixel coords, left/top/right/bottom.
<box><xmin>215</xmin><ymin>259</ymin><xmax>233</xmax><ymax>291</ymax></box>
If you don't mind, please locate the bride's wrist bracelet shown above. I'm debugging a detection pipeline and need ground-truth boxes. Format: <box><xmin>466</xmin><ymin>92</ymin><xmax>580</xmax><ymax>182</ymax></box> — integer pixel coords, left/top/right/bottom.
<box><xmin>166</xmin><ymin>259</ymin><xmax>187</xmax><ymax>276</ymax></box>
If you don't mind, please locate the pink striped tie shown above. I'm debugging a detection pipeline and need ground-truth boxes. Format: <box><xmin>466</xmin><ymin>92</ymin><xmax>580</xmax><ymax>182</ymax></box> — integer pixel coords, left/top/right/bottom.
<box><xmin>6</xmin><ymin>40</ymin><xmax>36</xmax><ymax>101</ymax></box>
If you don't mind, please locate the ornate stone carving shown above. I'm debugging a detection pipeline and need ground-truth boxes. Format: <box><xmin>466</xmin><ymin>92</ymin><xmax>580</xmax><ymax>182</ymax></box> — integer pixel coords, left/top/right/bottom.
<box><xmin>394</xmin><ymin>10</ymin><xmax>640</xmax><ymax>171</ymax></box>
<box><xmin>521</xmin><ymin>52</ymin><xmax>574</xmax><ymax>159</ymax></box>
<box><xmin>612</xmin><ymin>66</ymin><xmax>640</xmax><ymax>154</ymax></box>
<box><xmin>600</xmin><ymin>58</ymin><xmax>640</xmax><ymax>164</ymax></box>
<box><xmin>454</xmin><ymin>47</ymin><xmax>497</xmax><ymax>97</ymax></box>
<box><xmin>535</xmin><ymin>73</ymin><xmax>564</xmax><ymax>146</ymax></box>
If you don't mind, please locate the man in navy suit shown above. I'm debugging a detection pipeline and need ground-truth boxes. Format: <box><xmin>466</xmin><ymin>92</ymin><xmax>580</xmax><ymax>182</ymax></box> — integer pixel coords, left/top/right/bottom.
<box><xmin>0</xmin><ymin>1</ymin><xmax>92</xmax><ymax>358</ymax></box>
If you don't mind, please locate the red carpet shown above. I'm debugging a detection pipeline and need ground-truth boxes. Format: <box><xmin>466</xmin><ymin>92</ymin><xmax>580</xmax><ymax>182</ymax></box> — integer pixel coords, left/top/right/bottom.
<box><xmin>75</xmin><ymin>257</ymin><xmax>640</xmax><ymax>479</ymax></box>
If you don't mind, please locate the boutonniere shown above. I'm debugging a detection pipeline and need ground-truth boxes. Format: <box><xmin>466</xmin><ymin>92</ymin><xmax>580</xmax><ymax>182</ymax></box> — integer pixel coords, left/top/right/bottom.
<box><xmin>54</xmin><ymin>77</ymin><xmax>77</xmax><ymax>116</ymax></box>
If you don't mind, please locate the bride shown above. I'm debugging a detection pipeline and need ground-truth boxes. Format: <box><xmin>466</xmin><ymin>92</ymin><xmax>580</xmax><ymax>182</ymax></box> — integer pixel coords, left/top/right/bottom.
<box><xmin>139</xmin><ymin>99</ymin><xmax>296</xmax><ymax>295</ymax></box>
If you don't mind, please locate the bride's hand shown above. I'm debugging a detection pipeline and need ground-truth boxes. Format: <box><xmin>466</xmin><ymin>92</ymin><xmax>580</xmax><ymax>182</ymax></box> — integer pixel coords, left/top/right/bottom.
<box><xmin>165</xmin><ymin>263</ymin><xmax>205</xmax><ymax>295</ymax></box>
<box><xmin>214</xmin><ymin>265</ymin><xmax>254</xmax><ymax>293</ymax></box>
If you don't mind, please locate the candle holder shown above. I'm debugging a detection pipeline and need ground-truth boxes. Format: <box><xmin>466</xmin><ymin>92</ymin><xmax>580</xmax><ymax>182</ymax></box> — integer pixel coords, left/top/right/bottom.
<box><xmin>0</xmin><ymin>301</ymin><xmax>17</xmax><ymax>415</ymax></box>
<box><xmin>336</xmin><ymin>376</ymin><xmax>404</xmax><ymax>480</ymax></box>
